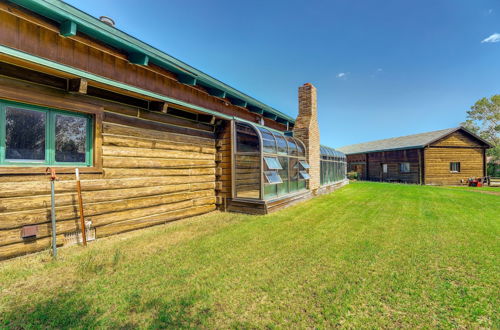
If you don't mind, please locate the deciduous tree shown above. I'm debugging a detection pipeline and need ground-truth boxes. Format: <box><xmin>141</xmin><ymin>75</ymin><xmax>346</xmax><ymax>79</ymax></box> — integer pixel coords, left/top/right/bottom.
<box><xmin>462</xmin><ymin>95</ymin><xmax>500</xmax><ymax>161</ymax></box>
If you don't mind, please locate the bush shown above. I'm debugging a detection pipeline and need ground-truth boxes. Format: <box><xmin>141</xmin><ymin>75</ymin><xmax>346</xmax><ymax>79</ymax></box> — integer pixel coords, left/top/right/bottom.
<box><xmin>347</xmin><ymin>171</ymin><xmax>359</xmax><ymax>180</ymax></box>
<box><xmin>487</xmin><ymin>162</ymin><xmax>500</xmax><ymax>177</ymax></box>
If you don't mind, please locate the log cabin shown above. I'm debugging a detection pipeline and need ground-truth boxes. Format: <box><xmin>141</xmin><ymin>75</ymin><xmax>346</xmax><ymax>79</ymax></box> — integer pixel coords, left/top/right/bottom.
<box><xmin>338</xmin><ymin>127</ymin><xmax>491</xmax><ymax>185</ymax></box>
<box><xmin>0</xmin><ymin>0</ymin><xmax>347</xmax><ymax>259</ymax></box>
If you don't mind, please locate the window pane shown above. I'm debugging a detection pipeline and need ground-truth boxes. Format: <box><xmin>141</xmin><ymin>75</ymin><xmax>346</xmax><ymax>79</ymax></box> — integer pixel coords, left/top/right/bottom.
<box><xmin>264</xmin><ymin>157</ymin><xmax>282</xmax><ymax>170</ymax></box>
<box><xmin>235</xmin><ymin>154</ymin><xmax>260</xmax><ymax>199</ymax></box>
<box><xmin>5</xmin><ymin>107</ymin><xmax>46</xmax><ymax>161</ymax></box>
<box><xmin>285</xmin><ymin>136</ymin><xmax>298</xmax><ymax>156</ymax></box>
<box><xmin>299</xmin><ymin>171</ymin><xmax>310</xmax><ymax>179</ymax></box>
<box><xmin>264</xmin><ymin>171</ymin><xmax>283</xmax><ymax>184</ymax></box>
<box><xmin>277</xmin><ymin>157</ymin><xmax>289</xmax><ymax>195</ymax></box>
<box><xmin>273</xmin><ymin>133</ymin><xmax>288</xmax><ymax>155</ymax></box>
<box><xmin>262</xmin><ymin>139</ymin><xmax>277</xmax><ymax>154</ymax></box>
<box><xmin>55</xmin><ymin>114</ymin><xmax>87</xmax><ymax>163</ymax></box>
<box><xmin>400</xmin><ymin>162</ymin><xmax>410</xmax><ymax>173</ymax></box>
<box><xmin>296</xmin><ymin>139</ymin><xmax>305</xmax><ymax>157</ymax></box>
<box><xmin>264</xmin><ymin>183</ymin><xmax>277</xmax><ymax>199</ymax></box>
<box><xmin>236</xmin><ymin>122</ymin><xmax>260</xmax><ymax>153</ymax></box>
<box><xmin>450</xmin><ymin>162</ymin><xmax>460</xmax><ymax>172</ymax></box>
<box><xmin>299</xmin><ymin>160</ymin><xmax>310</xmax><ymax>169</ymax></box>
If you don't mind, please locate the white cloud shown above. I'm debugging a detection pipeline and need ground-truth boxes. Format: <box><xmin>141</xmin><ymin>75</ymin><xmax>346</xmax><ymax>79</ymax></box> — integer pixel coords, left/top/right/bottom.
<box><xmin>488</xmin><ymin>9</ymin><xmax>493</xmax><ymax>15</ymax></box>
<box><xmin>481</xmin><ymin>33</ymin><xmax>500</xmax><ymax>43</ymax></box>
<box><xmin>336</xmin><ymin>72</ymin><xmax>346</xmax><ymax>78</ymax></box>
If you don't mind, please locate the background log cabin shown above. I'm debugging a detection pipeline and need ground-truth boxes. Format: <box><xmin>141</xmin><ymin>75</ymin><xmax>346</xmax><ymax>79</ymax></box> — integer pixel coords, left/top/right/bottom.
<box><xmin>0</xmin><ymin>0</ymin><xmax>347</xmax><ymax>260</ymax></box>
<box><xmin>338</xmin><ymin>127</ymin><xmax>491</xmax><ymax>185</ymax></box>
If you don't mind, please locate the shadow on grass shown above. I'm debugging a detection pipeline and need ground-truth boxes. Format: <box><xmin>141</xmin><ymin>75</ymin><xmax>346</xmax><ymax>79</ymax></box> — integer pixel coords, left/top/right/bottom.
<box><xmin>0</xmin><ymin>290</ymin><xmax>101</xmax><ymax>329</ymax></box>
<box><xmin>146</xmin><ymin>294</ymin><xmax>212</xmax><ymax>329</ymax></box>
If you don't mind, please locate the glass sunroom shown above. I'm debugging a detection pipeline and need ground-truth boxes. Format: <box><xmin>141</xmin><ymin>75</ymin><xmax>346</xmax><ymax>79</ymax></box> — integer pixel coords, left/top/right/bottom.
<box><xmin>320</xmin><ymin>145</ymin><xmax>347</xmax><ymax>186</ymax></box>
<box><xmin>233</xmin><ymin>121</ymin><xmax>310</xmax><ymax>201</ymax></box>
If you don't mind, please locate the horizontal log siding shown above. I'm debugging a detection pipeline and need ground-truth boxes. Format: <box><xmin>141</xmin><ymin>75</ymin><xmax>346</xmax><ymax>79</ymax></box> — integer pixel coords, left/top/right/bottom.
<box><xmin>0</xmin><ymin>114</ymin><xmax>216</xmax><ymax>260</ymax></box>
<box><xmin>215</xmin><ymin>121</ymin><xmax>232</xmax><ymax>210</ymax></box>
<box><xmin>424</xmin><ymin>132</ymin><xmax>485</xmax><ymax>185</ymax></box>
<box><xmin>366</xmin><ymin>149</ymin><xmax>420</xmax><ymax>184</ymax></box>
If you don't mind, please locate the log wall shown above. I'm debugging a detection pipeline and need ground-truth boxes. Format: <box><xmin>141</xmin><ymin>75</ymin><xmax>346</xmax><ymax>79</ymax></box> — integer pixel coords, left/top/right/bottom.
<box><xmin>215</xmin><ymin>120</ymin><xmax>232</xmax><ymax>210</ymax></box>
<box><xmin>0</xmin><ymin>81</ymin><xmax>217</xmax><ymax>260</ymax></box>
<box><xmin>424</xmin><ymin>131</ymin><xmax>486</xmax><ymax>185</ymax></box>
<box><xmin>364</xmin><ymin>149</ymin><xmax>421</xmax><ymax>184</ymax></box>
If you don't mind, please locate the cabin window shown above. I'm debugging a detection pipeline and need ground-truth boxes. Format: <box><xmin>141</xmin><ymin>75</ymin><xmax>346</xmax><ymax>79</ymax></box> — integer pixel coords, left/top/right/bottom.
<box><xmin>382</xmin><ymin>164</ymin><xmax>388</xmax><ymax>173</ymax></box>
<box><xmin>399</xmin><ymin>162</ymin><xmax>410</xmax><ymax>173</ymax></box>
<box><xmin>450</xmin><ymin>162</ymin><xmax>460</xmax><ymax>173</ymax></box>
<box><xmin>0</xmin><ymin>101</ymin><xmax>92</xmax><ymax>167</ymax></box>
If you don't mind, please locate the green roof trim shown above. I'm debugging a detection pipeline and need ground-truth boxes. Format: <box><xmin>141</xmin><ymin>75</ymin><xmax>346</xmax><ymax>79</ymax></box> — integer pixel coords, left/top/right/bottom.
<box><xmin>128</xmin><ymin>53</ymin><xmax>149</xmax><ymax>66</ymax></box>
<box><xmin>0</xmin><ymin>44</ymin><xmax>234</xmax><ymax>121</ymax></box>
<box><xmin>10</xmin><ymin>0</ymin><xmax>295</xmax><ymax>124</ymax></box>
<box><xmin>59</xmin><ymin>20</ymin><xmax>76</xmax><ymax>37</ymax></box>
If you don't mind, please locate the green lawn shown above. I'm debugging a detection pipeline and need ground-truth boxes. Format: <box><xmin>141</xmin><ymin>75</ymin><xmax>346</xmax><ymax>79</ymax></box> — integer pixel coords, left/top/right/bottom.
<box><xmin>0</xmin><ymin>182</ymin><xmax>499</xmax><ymax>328</ymax></box>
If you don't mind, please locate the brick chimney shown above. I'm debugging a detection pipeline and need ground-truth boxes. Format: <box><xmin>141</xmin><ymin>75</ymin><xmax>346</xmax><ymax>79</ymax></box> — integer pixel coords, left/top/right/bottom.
<box><xmin>293</xmin><ymin>83</ymin><xmax>320</xmax><ymax>193</ymax></box>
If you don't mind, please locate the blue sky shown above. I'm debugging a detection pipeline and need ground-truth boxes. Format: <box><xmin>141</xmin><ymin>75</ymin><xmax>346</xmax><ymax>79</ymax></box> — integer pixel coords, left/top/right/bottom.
<box><xmin>67</xmin><ymin>0</ymin><xmax>500</xmax><ymax>148</ymax></box>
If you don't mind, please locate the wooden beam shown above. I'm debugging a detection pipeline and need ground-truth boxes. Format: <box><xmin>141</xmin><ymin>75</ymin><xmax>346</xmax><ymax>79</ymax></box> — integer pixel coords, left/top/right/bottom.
<box><xmin>206</xmin><ymin>87</ymin><xmax>226</xmax><ymax>98</ymax></box>
<box><xmin>0</xmin><ymin>62</ymin><xmax>67</xmax><ymax>90</ymax></box>
<box><xmin>68</xmin><ymin>78</ymin><xmax>88</xmax><ymax>94</ymax></box>
<box><xmin>149</xmin><ymin>101</ymin><xmax>168</xmax><ymax>113</ymax></box>
<box><xmin>128</xmin><ymin>53</ymin><xmax>149</xmax><ymax>66</ymax></box>
<box><xmin>60</xmin><ymin>20</ymin><xmax>77</xmax><ymax>37</ymax></box>
<box><xmin>228</xmin><ymin>97</ymin><xmax>247</xmax><ymax>107</ymax></box>
<box><xmin>276</xmin><ymin>117</ymin><xmax>288</xmax><ymax>124</ymax></box>
<box><xmin>86</xmin><ymin>86</ymin><xmax>149</xmax><ymax>109</ymax></box>
<box><xmin>178</xmin><ymin>74</ymin><xmax>197</xmax><ymax>85</ymax></box>
<box><xmin>247</xmin><ymin>104</ymin><xmax>263</xmax><ymax>114</ymax></box>
<box><xmin>263</xmin><ymin>111</ymin><xmax>278</xmax><ymax>120</ymax></box>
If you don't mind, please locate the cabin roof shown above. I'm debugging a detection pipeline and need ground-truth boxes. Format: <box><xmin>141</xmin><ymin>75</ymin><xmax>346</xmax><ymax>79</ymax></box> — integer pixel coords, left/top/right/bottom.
<box><xmin>9</xmin><ymin>0</ymin><xmax>295</xmax><ymax>125</ymax></box>
<box><xmin>337</xmin><ymin>127</ymin><xmax>491</xmax><ymax>155</ymax></box>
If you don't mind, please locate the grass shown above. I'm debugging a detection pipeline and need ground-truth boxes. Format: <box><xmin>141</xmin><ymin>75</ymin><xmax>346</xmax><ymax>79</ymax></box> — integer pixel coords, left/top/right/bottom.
<box><xmin>435</xmin><ymin>185</ymin><xmax>500</xmax><ymax>194</ymax></box>
<box><xmin>0</xmin><ymin>182</ymin><xmax>498</xmax><ymax>328</ymax></box>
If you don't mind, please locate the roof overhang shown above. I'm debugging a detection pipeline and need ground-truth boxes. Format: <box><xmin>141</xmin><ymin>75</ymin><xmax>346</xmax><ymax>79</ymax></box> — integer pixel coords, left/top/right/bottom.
<box><xmin>8</xmin><ymin>0</ymin><xmax>295</xmax><ymax>126</ymax></box>
<box><xmin>425</xmin><ymin>127</ymin><xmax>493</xmax><ymax>148</ymax></box>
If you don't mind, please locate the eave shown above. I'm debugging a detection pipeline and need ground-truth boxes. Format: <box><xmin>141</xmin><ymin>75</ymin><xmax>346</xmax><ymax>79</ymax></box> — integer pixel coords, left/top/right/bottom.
<box><xmin>9</xmin><ymin>0</ymin><xmax>295</xmax><ymax>126</ymax></box>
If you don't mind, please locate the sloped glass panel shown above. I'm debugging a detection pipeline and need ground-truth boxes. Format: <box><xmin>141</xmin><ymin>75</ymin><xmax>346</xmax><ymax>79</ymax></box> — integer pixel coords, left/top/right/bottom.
<box><xmin>285</xmin><ymin>136</ymin><xmax>297</xmax><ymax>156</ymax></box>
<box><xmin>264</xmin><ymin>156</ymin><xmax>282</xmax><ymax>170</ymax></box>
<box><xmin>299</xmin><ymin>160</ymin><xmax>310</xmax><ymax>169</ymax></box>
<box><xmin>236</xmin><ymin>122</ymin><xmax>260</xmax><ymax>153</ymax></box>
<box><xmin>299</xmin><ymin>171</ymin><xmax>311</xmax><ymax>180</ymax></box>
<box><xmin>274</xmin><ymin>133</ymin><xmax>288</xmax><ymax>155</ymax></box>
<box><xmin>296</xmin><ymin>139</ymin><xmax>305</xmax><ymax>157</ymax></box>
<box><xmin>264</xmin><ymin>171</ymin><xmax>283</xmax><ymax>184</ymax></box>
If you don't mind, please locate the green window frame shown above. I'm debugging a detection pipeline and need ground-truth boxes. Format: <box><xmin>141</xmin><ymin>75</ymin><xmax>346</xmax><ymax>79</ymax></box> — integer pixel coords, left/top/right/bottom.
<box><xmin>0</xmin><ymin>100</ymin><xmax>93</xmax><ymax>167</ymax></box>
